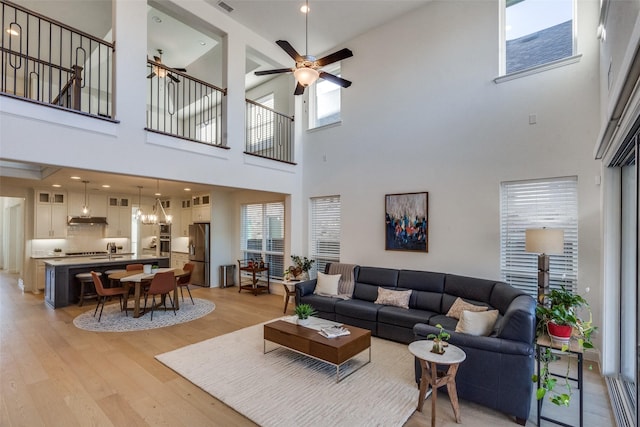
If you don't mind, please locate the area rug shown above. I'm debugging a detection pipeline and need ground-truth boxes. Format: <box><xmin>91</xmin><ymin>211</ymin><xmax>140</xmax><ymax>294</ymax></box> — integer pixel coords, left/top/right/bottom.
<box><xmin>73</xmin><ymin>298</ymin><xmax>215</xmax><ymax>332</ymax></box>
<box><xmin>155</xmin><ymin>321</ymin><xmax>417</xmax><ymax>427</ymax></box>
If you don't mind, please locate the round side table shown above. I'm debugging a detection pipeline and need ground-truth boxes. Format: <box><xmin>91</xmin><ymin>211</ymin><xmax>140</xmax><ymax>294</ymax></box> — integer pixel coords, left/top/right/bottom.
<box><xmin>408</xmin><ymin>340</ymin><xmax>466</xmax><ymax>427</ymax></box>
<box><xmin>281</xmin><ymin>280</ymin><xmax>298</xmax><ymax>313</ymax></box>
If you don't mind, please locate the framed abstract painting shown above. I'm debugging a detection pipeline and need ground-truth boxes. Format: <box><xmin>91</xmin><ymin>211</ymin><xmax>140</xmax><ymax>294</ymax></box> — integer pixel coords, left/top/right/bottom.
<box><xmin>385</xmin><ymin>192</ymin><xmax>428</xmax><ymax>252</ymax></box>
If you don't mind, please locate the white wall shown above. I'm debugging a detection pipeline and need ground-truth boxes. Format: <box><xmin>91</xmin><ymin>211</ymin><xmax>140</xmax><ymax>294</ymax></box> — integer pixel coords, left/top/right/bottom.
<box><xmin>302</xmin><ymin>0</ymin><xmax>603</xmax><ymax>345</ymax></box>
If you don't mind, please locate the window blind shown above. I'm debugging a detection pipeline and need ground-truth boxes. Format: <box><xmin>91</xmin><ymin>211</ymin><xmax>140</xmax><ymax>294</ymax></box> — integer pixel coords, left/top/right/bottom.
<box><xmin>241</xmin><ymin>202</ymin><xmax>284</xmax><ymax>278</ymax></box>
<box><xmin>500</xmin><ymin>177</ymin><xmax>578</xmax><ymax>296</ymax></box>
<box><xmin>310</xmin><ymin>196</ymin><xmax>341</xmax><ymax>277</ymax></box>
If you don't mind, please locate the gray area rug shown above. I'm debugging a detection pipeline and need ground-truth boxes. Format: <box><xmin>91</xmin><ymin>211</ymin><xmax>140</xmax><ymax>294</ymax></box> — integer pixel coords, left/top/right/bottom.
<box><xmin>73</xmin><ymin>298</ymin><xmax>215</xmax><ymax>332</ymax></box>
<box><xmin>155</xmin><ymin>320</ymin><xmax>417</xmax><ymax>427</ymax></box>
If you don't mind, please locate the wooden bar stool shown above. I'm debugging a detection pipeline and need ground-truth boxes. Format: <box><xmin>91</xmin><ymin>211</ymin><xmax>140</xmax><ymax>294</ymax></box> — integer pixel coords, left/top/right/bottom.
<box><xmin>76</xmin><ymin>272</ymin><xmax>101</xmax><ymax>306</ymax></box>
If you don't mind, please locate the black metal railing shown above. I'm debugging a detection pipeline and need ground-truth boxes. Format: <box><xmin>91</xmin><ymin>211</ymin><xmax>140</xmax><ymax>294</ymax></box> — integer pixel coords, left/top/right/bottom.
<box><xmin>146</xmin><ymin>58</ymin><xmax>226</xmax><ymax>146</ymax></box>
<box><xmin>245</xmin><ymin>99</ymin><xmax>294</xmax><ymax>163</ymax></box>
<box><xmin>0</xmin><ymin>0</ymin><xmax>114</xmax><ymax>117</ymax></box>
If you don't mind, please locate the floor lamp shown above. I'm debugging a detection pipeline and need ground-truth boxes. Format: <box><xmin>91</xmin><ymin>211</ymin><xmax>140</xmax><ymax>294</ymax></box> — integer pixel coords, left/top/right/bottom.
<box><xmin>525</xmin><ymin>228</ymin><xmax>564</xmax><ymax>307</ymax></box>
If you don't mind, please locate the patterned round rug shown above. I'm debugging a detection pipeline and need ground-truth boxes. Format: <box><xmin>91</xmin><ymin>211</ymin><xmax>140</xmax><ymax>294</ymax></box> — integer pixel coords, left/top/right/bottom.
<box><xmin>73</xmin><ymin>298</ymin><xmax>215</xmax><ymax>332</ymax></box>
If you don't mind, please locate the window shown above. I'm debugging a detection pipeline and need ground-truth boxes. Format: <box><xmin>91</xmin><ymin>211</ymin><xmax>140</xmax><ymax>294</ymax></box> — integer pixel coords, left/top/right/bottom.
<box><xmin>241</xmin><ymin>201</ymin><xmax>284</xmax><ymax>278</ymax></box>
<box><xmin>500</xmin><ymin>177</ymin><xmax>578</xmax><ymax>296</ymax></box>
<box><xmin>503</xmin><ymin>0</ymin><xmax>574</xmax><ymax>75</ymax></box>
<box><xmin>309</xmin><ymin>64</ymin><xmax>341</xmax><ymax>129</ymax></box>
<box><xmin>310</xmin><ymin>196</ymin><xmax>341</xmax><ymax>278</ymax></box>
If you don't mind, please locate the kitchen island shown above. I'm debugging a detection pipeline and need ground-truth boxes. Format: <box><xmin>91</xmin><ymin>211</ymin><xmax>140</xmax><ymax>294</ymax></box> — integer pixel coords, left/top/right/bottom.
<box><xmin>44</xmin><ymin>255</ymin><xmax>170</xmax><ymax>309</ymax></box>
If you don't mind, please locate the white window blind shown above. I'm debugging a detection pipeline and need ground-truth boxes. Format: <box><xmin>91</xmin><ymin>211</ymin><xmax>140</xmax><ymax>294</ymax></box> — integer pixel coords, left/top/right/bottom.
<box><xmin>500</xmin><ymin>177</ymin><xmax>578</xmax><ymax>296</ymax></box>
<box><xmin>310</xmin><ymin>196</ymin><xmax>341</xmax><ymax>278</ymax></box>
<box><xmin>241</xmin><ymin>202</ymin><xmax>285</xmax><ymax>278</ymax></box>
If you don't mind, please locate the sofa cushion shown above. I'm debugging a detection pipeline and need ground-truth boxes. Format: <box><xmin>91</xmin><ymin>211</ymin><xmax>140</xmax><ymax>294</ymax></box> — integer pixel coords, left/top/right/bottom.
<box><xmin>356</xmin><ymin>267</ymin><xmax>399</xmax><ymax>288</ymax></box>
<box><xmin>489</xmin><ymin>282</ymin><xmax>526</xmax><ymax>314</ymax></box>
<box><xmin>378</xmin><ymin>306</ymin><xmax>436</xmax><ymax>328</ymax></box>
<box><xmin>446</xmin><ymin>297</ymin><xmax>489</xmax><ymax>319</ymax></box>
<box><xmin>374</xmin><ymin>288</ymin><xmax>412</xmax><ymax>309</ymax></box>
<box><xmin>442</xmin><ymin>274</ymin><xmax>497</xmax><ymax>313</ymax></box>
<box><xmin>427</xmin><ymin>314</ymin><xmax>458</xmax><ymax>332</ymax></box>
<box><xmin>455</xmin><ymin>310</ymin><xmax>499</xmax><ymax>336</ymax></box>
<box><xmin>352</xmin><ymin>282</ymin><xmax>382</xmax><ymax>302</ymax></box>
<box><xmin>398</xmin><ymin>270</ymin><xmax>445</xmax><ymax>312</ymax></box>
<box><xmin>314</xmin><ymin>272</ymin><xmax>341</xmax><ymax>296</ymax></box>
<box><xmin>334</xmin><ymin>299</ymin><xmax>381</xmax><ymax>321</ymax></box>
<box><xmin>298</xmin><ymin>293</ymin><xmax>340</xmax><ymax>314</ymax></box>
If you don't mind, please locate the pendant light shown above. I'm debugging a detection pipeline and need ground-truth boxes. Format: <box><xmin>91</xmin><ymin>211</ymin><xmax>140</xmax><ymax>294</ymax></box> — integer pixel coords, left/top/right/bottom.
<box><xmin>135</xmin><ymin>186</ymin><xmax>143</xmax><ymax>220</ymax></box>
<box><xmin>81</xmin><ymin>180</ymin><xmax>90</xmax><ymax>217</ymax></box>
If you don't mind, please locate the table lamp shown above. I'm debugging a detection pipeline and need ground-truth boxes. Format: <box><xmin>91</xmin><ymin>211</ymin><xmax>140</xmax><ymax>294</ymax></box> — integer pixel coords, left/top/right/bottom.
<box><xmin>525</xmin><ymin>228</ymin><xmax>564</xmax><ymax>307</ymax></box>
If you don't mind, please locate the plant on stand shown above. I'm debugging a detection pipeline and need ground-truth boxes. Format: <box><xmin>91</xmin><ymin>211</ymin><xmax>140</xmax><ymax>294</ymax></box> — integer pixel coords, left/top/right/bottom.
<box><xmin>294</xmin><ymin>303</ymin><xmax>317</xmax><ymax>326</ymax></box>
<box><xmin>533</xmin><ymin>286</ymin><xmax>596</xmax><ymax>406</ymax></box>
<box><xmin>286</xmin><ymin>255</ymin><xmax>315</xmax><ymax>281</ymax></box>
<box><xmin>427</xmin><ymin>323</ymin><xmax>450</xmax><ymax>354</ymax></box>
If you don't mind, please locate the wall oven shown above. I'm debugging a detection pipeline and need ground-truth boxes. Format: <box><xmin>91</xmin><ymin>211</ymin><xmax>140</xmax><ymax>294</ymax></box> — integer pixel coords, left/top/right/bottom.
<box><xmin>159</xmin><ymin>224</ymin><xmax>171</xmax><ymax>256</ymax></box>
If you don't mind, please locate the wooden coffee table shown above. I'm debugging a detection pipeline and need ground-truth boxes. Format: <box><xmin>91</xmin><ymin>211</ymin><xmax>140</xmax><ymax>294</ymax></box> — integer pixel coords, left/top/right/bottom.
<box><xmin>263</xmin><ymin>319</ymin><xmax>371</xmax><ymax>382</ymax></box>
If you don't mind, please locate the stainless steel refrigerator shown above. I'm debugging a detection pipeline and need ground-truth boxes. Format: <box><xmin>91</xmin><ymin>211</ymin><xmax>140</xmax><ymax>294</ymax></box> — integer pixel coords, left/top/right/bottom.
<box><xmin>188</xmin><ymin>223</ymin><xmax>210</xmax><ymax>287</ymax></box>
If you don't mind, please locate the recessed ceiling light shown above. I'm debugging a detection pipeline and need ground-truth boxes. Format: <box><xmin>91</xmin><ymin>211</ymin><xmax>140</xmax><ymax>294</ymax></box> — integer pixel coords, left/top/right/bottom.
<box><xmin>300</xmin><ymin>5</ymin><xmax>310</xmax><ymax>13</ymax></box>
<box><xmin>101</xmin><ymin>184</ymin><xmax>110</xmax><ymax>188</ymax></box>
<box><xmin>184</xmin><ymin>188</ymin><xmax>191</xmax><ymax>191</ymax></box>
<box><xmin>199</xmin><ymin>40</ymin><xmax>206</xmax><ymax>46</ymax></box>
<box><xmin>52</xmin><ymin>184</ymin><xmax>61</xmax><ymax>188</ymax></box>
<box><xmin>155</xmin><ymin>192</ymin><xmax>161</xmax><ymax>196</ymax></box>
<box><xmin>70</xmin><ymin>176</ymin><xmax>81</xmax><ymax>180</ymax></box>
<box><xmin>152</xmin><ymin>16</ymin><xmax>162</xmax><ymax>23</ymax></box>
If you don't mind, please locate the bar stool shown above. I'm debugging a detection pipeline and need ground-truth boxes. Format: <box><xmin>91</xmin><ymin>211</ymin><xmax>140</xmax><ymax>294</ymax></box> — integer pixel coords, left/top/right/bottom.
<box><xmin>76</xmin><ymin>272</ymin><xmax>101</xmax><ymax>306</ymax></box>
<box><xmin>104</xmin><ymin>269</ymin><xmax>126</xmax><ymax>288</ymax></box>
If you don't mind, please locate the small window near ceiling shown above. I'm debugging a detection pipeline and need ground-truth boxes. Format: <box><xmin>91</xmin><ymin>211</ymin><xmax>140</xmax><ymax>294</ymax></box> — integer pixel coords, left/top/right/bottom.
<box><xmin>309</xmin><ymin>64</ymin><xmax>341</xmax><ymax>129</ymax></box>
<box><xmin>503</xmin><ymin>0</ymin><xmax>575</xmax><ymax>75</ymax></box>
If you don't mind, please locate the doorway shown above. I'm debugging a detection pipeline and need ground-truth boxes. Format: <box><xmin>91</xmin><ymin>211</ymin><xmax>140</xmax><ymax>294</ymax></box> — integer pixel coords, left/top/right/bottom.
<box><xmin>0</xmin><ymin>197</ymin><xmax>25</xmax><ymax>276</ymax></box>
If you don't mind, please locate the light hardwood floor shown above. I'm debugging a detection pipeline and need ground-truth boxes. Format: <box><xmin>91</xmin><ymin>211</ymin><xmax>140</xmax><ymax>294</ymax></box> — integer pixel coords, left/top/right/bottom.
<box><xmin>0</xmin><ymin>271</ymin><xmax>615</xmax><ymax>426</ymax></box>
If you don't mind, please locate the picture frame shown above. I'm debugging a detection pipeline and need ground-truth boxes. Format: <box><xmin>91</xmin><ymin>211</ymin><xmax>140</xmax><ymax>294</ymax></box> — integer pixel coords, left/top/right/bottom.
<box><xmin>385</xmin><ymin>192</ymin><xmax>428</xmax><ymax>252</ymax></box>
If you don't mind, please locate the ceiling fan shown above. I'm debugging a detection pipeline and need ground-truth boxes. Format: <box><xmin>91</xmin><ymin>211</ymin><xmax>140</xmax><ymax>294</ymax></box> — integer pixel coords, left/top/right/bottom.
<box><xmin>254</xmin><ymin>1</ymin><xmax>353</xmax><ymax>95</ymax></box>
<box><xmin>147</xmin><ymin>49</ymin><xmax>187</xmax><ymax>83</ymax></box>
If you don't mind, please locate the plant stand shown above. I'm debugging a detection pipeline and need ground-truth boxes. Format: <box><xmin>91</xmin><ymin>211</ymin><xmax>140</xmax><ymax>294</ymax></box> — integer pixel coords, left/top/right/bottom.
<box><xmin>536</xmin><ymin>335</ymin><xmax>584</xmax><ymax>427</ymax></box>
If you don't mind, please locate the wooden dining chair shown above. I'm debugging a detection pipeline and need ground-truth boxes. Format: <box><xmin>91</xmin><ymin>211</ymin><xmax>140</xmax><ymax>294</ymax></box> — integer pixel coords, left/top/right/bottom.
<box><xmin>143</xmin><ymin>270</ymin><xmax>176</xmax><ymax>320</ymax></box>
<box><xmin>177</xmin><ymin>262</ymin><xmax>195</xmax><ymax>305</ymax></box>
<box><xmin>126</xmin><ymin>263</ymin><xmax>144</xmax><ymax>271</ymax></box>
<box><xmin>91</xmin><ymin>272</ymin><xmax>128</xmax><ymax>321</ymax></box>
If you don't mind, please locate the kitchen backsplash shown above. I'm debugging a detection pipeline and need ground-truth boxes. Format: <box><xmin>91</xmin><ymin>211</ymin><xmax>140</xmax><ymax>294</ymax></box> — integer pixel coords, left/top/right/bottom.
<box><xmin>32</xmin><ymin>226</ymin><xmax>130</xmax><ymax>255</ymax></box>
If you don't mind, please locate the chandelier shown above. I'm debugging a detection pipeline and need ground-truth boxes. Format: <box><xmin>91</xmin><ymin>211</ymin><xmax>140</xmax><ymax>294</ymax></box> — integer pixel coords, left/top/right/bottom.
<box><xmin>138</xmin><ymin>181</ymin><xmax>172</xmax><ymax>225</ymax></box>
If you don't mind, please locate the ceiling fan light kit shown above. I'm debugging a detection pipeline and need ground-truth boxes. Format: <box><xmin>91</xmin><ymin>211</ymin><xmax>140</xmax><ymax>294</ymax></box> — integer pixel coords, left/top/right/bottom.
<box><xmin>255</xmin><ymin>0</ymin><xmax>353</xmax><ymax>95</ymax></box>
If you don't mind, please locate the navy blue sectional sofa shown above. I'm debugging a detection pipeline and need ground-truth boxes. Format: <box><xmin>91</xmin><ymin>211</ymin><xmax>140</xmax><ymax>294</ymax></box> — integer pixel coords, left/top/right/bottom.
<box><xmin>295</xmin><ymin>264</ymin><xmax>536</xmax><ymax>425</ymax></box>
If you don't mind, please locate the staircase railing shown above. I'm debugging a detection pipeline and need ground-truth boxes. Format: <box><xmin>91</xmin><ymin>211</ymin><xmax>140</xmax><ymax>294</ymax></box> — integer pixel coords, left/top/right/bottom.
<box><xmin>0</xmin><ymin>0</ymin><xmax>113</xmax><ymax>118</ymax></box>
<box><xmin>146</xmin><ymin>58</ymin><xmax>226</xmax><ymax>147</ymax></box>
<box><xmin>245</xmin><ymin>99</ymin><xmax>295</xmax><ymax>164</ymax></box>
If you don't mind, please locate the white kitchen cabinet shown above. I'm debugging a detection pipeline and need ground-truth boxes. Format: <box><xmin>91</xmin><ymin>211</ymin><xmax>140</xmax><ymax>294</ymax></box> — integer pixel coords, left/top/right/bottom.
<box><xmin>105</xmin><ymin>196</ymin><xmax>131</xmax><ymax>237</ymax></box>
<box><xmin>68</xmin><ymin>192</ymin><xmax>107</xmax><ymax>217</ymax></box>
<box><xmin>172</xmin><ymin>252</ymin><xmax>189</xmax><ymax>269</ymax></box>
<box><xmin>180</xmin><ymin>198</ymin><xmax>191</xmax><ymax>236</ymax></box>
<box><xmin>35</xmin><ymin>190</ymin><xmax>67</xmax><ymax>238</ymax></box>
<box><xmin>191</xmin><ymin>194</ymin><xmax>211</xmax><ymax>222</ymax></box>
<box><xmin>35</xmin><ymin>260</ymin><xmax>46</xmax><ymax>292</ymax></box>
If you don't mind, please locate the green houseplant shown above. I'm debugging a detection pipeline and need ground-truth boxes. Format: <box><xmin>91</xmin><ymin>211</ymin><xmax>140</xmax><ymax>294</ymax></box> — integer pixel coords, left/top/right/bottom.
<box><xmin>294</xmin><ymin>303</ymin><xmax>317</xmax><ymax>326</ymax></box>
<box><xmin>287</xmin><ymin>255</ymin><xmax>315</xmax><ymax>280</ymax></box>
<box><xmin>533</xmin><ymin>286</ymin><xmax>596</xmax><ymax>406</ymax></box>
<box><xmin>426</xmin><ymin>323</ymin><xmax>450</xmax><ymax>354</ymax></box>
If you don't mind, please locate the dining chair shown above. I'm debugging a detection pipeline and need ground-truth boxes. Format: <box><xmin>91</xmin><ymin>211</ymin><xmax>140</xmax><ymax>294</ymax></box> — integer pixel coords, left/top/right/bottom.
<box><xmin>126</xmin><ymin>263</ymin><xmax>144</xmax><ymax>271</ymax></box>
<box><xmin>177</xmin><ymin>262</ymin><xmax>195</xmax><ymax>305</ymax></box>
<box><xmin>91</xmin><ymin>271</ymin><xmax>128</xmax><ymax>321</ymax></box>
<box><xmin>143</xmin><ymin>270</ymin><xmax>176</xmax><ymax>320</ymax></box>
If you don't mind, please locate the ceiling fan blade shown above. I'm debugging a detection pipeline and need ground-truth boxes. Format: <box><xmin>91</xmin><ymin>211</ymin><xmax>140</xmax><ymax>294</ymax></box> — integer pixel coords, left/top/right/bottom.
<box><xmin>319</xmin><ymin>71</ymin><xmax>352</xmax><ymax>88</ymax></box>
<box><xmin>174</xmin><ymin>68</ymin><xmax>187</xmax><ymax>72</ymax></box>
<box><xmin>147</xmin><ymin>72</ymin><xmax>156</xmax><ymax>79</ymax></box>
<box><xmin>294</xmin><ymin>82</ymin><xmax>305</xmax><ymax>96</ymax></box>
<box><xmin>316</xmin><ymin>48</ymin><xmax>353</xmax><ymax>67</ymax></box>
<box><xmin>276</xmin><ymin>40</ymin><xmax>303</xmax><ymax>62</ymax></box>
<box><xmin>255</xmin><ymin>68</ymin><xmax>294</xmax><ymax>76</ymax></box>
<box><xmin>168</xmin><ymin>73</ymin><xmax>181</xmax><ymax>83</ymax></box>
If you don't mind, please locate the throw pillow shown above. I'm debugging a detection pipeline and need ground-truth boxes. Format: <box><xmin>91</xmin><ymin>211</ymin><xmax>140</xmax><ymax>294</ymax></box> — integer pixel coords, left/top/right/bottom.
<box><xmin>374</xmin><ymin>288</ymin><xmax>412</xmax><ymax>309</ymax></box>
<box><xmin>314</xmin><ymin>272</ymin><xmax>341</xmax><ymax>296</ymax></box>
<box><xmin>446</xmin><ymin>297</ymin><xmax>488</xmax><ymax>320</ymax></box>
<box><xmin>455</xmin><ymin>309</ymin><xmax>499</xmax><ymax>336</ymax></box>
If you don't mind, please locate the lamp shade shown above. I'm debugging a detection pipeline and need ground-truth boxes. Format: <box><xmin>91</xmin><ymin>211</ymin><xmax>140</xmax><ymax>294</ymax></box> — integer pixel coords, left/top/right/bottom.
<box><xmin>294</xmin><ymin>67</ymin><xmax>319</xmax><ymax>87</ymax></box>
<box><xmin>525</xmin><ymin>228</ymin><xmax>564</xmax><ymax>255</ymax></box>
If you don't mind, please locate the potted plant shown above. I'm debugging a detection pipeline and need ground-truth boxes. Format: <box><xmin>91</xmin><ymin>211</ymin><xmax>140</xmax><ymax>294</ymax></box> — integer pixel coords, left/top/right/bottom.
<box><xmin>533</xmin><ymin>286</ymin><xmax>596</xmax><ymax>406</ymax></box>
<box><xmin>294</xmin><ymin>303</ymin><xmax>317</xmax><ymax>326</ymax></box>
<box><xmin>288</xmin><ymin>255</ymin><xmax>315</xmax><ymax>280</ymax></box>
<box><xmin>426</xmin><ymin>323</ymin><xmax>450</xmax><ymax>354</ymax></box>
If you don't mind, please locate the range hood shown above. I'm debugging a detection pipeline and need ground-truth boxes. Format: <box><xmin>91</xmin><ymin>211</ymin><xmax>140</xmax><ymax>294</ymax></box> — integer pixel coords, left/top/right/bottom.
<box><xmin>67</xmin><ymin>216</ymin><xmax>108</xmax><ymax>225</ymax></box>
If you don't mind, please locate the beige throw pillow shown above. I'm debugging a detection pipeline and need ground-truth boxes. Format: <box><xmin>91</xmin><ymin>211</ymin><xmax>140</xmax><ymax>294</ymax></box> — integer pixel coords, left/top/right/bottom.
<box><xmin>374</xmin><ymin>288</ymin><xmax>412</xmax><ymax>309</ymax></box>
<box><xmin>446</xmin><ymin>297</ymin><xmax>488</xmax><ymax>320</ymax></box>
<box><xmin>314</xmin><ymin>272</ymin><xmax>341</xmax><ymax>296</ymax></box>
<box><xmin>455</xmin><ymin>310</ymin><xmax>499</xmax><ymax>336</ymax></box>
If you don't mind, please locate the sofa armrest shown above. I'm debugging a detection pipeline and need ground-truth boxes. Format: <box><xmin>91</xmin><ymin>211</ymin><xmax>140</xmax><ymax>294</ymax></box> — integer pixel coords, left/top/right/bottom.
<box><xmin>295</xmin><ymin>279</ymin><xmax>317</xmax><ymax>304</ymax></box>
<box><xmin>494</xmin><ymin>294</ymin><xmax>536</xmax><ymax>344</ymax></box>
<box><xmin>413</xmin><ymin>323</ymin><xmax>533</xmax><ymax>357</ymax></box>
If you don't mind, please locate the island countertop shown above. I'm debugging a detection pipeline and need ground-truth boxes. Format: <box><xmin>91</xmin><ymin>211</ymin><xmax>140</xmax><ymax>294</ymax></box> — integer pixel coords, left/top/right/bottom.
<box><xmin>44</xmin><ymin>255</ymin><xmax>168</xmax><ymax>267</ymax></box>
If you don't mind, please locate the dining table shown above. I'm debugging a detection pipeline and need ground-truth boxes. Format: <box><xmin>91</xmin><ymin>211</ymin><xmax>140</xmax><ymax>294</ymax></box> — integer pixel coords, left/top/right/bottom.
<box><xmin>108</xmin><ymin>268</ymin><xmax>188</xmax><ymax>318</ymax></box>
